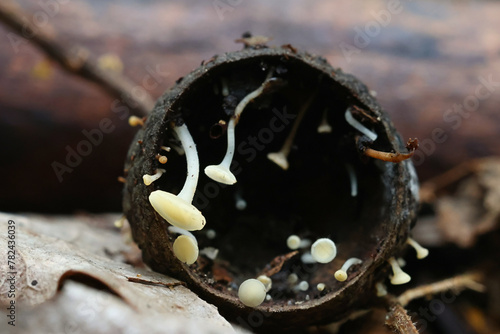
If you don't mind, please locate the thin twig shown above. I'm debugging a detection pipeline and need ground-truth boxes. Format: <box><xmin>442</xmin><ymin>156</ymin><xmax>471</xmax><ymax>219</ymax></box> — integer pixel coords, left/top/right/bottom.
<box><xmin>385</xmin><ymin>302</ymin><xmax>420</xmax><ymax>334</ymax></box>
<box><xmin>126</xmin><ymin>276</ymin><xmax>186</xmax><ymax>288</ymax></box>
<box><xmin>362</xmin><ymin>138</ymin><xmax>419</xmax><ymax>163</ymax></box>
<box><xmin>0</xmin><ymin>0</ymin><xmax>155</xmax><ymax>116</ymax></box>
<box><xmin>397</xmin><ymin>272</ymin><xmax>485</xmax><ymax>307</ymax></box>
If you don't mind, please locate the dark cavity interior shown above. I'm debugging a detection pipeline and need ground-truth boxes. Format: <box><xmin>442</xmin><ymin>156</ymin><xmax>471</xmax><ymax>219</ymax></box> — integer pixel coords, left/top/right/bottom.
<box><xmin>155</xmin><ymin>56</ymin><xmax>393</xmax><ymax>305</ymax></box>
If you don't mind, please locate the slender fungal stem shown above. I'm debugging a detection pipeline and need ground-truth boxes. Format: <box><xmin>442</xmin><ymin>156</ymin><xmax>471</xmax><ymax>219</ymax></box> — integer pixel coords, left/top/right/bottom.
<box><xmin>317</xmin><ymin>108</ymin><xmax>332</xmax><ymax>133</ymax></box>
<box><xmin>345</xmin><ymin>164</ymin><xmax>358</xmax><ymax>197</ymax></box>
<box><xmin>205</xmin><ymin>71</ymin><xmax>274</xmax><ymax>184</ymax></box>
<box><xmin>345</xmin><ymin>107</ymin><xmax>378</xmax><ymax>141</ymax></box>
<box><xmin>175</xmin><ymin>124</ymin><xmax>200</xmax><ymax>203</ymax></box>
<box><xmin>267</xmin><ymin>93</ymin><xmax>316</xmax><ymax>170</ymax></box>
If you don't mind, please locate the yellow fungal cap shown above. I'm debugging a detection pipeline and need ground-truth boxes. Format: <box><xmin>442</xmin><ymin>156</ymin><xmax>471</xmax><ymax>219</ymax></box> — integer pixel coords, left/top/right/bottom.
<box><xmin>311</xmin><ymin>238</ymin><xmax>337</xmax><ymax>263</ymax></box>
<box><xmin>334</xmin><ymin>270</ymin><xmax>348</xmax><ymax>282</ymax></box>
<box><xmin>149</xmin><ymin>190</ymin><xmax>206</xmax><ymax>231</ymax></box>
<box><xmin>257</xmin><ymin>275</ymin><xmax>272</xmax><ymax>292</ymax></box>
<box><xmin>173</xmin><ymin>235</ymin><xmax>199</xmax><ymax>265</ymax></box>
<box><xmin>267</xmin><ymin>152</ymin><xmax>289</xmax><ymax>170</ymax></box>
<box><xmin>286</xmin><ymin>235</ymin><xmax>301</xmax><ymax>250</ymax></box>
<box><xmin>128</xmin><ymin>115</ymin><xmax>144</xmax><ymax>127</ymax></box>
<box><xmin>204</xmin><ymin>165</ymin><xmax>237</xmax><ymax>185</ymax></box>
<box><xmin>238</xmin><ymin>279</ymin><xmax>266</xmax><ymax>307</ymax></box>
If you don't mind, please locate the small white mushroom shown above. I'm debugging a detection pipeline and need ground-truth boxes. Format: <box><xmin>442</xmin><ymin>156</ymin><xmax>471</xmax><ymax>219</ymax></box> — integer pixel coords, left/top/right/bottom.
<box><xmin>344</xmin><ymin>107</ymin><xmax>378</xmax><ymax>141</ymax></box>
<box><xmin>287</xmin><ymin>273</ymin><xmax>299</xmax><ymax>285</ymax></box>
<box><xmin>205</xmin><ymin>73</ymin><xmax>274</xmax><ymax>184</ymax></box>
<box><xmin>238</xmin><ymin>279</ymin><xmax>267</xmax><ymax>307</ymax></box>
<box><xmin>114</xmin><ymin>215</ymin><xmax>126</xmax><ymax>229</ymax></box>
<box><xmin>407</xmin><ymin>237</ymin><xmax>429</xmax><ymax>259</ymax></box>
<box><xmin>160</xmin><ymin>146</ymin><xmax>171</xmax><ymax>152</ymax></box>
<box><xmin>200</xmin><ymin>247</ymin><xmax>219</xmax><ymax>260</ymax></box>
<box><xmin>128</xmin><ymin>115</ymin><xmax>144</xmax><ymax>127</ymax></box>
<box><xmin>388</xmin><ymin>257</ymin><xmax>411</xmax><ymax>285</ymax></box>
<box><xmin>311</xmin><ymin>238</ymin><xmax>337</xmax><ymax>264</ymax></box>
<box><xmin>297</xmin><ymin>281</ymin><xmax>309</xmax><ymax>291</ymax></box>
<box><xmin>316</xmin><ymin>283</ymin><xmax>326</xmax><ymax>291</ymax></box>
<box><xmin>206</xmin><ymin>229</ymin><xmax>217</xmax><ymax>240</ymax></box>
<box><xmin>235</xmin><ymin>193</ymin><xmax>247</xmax><ymax>210</ymax></box>
<box><xmin>157</xmin><ymin>155</ymin><xmax>168</xmax><ymax>164</ymax></box>
<box><xmin>286</xmin><ymin>235</ymin><xmax>311</xmax><ymax>250</ymax></box>
<box><xmin>287</xmin><ymin>235</ymin><xmax>301</xmax><ymax>250</ymax></box>
<box><xmin>149</xmin><ymin>124</ymin><xmax>206</xmax><ymax>231</ymax></box>
<box><xmin>267</xmin><ymin>94</ymin><xmax>316</xmax><ymax>170</ymax></box>
<box><xmin>221</xmin><ymin>77</ymin><xmax>229</xmax><ymax>96</ymax></box>
<box><xmin>345</xmin><ymin>164</ymin><xmax>358</xmax><ymax>197</ymax></box>
<box><xmin>173</xmin><ymin>235</ymin><xmax>199</xmax><ymax>265</ymax></box>
<box><xmin>257</xmin><ymin>275</ymin><xmax>272</xmax><ymax>292</ymax></box>
<box><xmin>143</xmin><ymin>169</ymin><xmax>166</xmax><ymax>186</ymax></box>
<box><xmin>317</xmin><ymin>108</ymin><xmax>332</xmax><ymax>134</ymax></box>
<box><xmin>335</xmin><ymin>257</ymin><xmax>362</xmax><ymax>282</ymax></box>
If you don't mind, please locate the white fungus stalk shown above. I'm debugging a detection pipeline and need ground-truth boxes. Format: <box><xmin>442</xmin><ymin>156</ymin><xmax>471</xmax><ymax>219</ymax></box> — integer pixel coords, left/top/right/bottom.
<box><xmin>143</xmin><ymin>169</ymin><xmax>166</xmax><ymax>186</ymax></box>
<box><xmin>375</xmin><ymin>282</ymin><xmax>387</xmax><ymax>297</ymax></box>
<box><xmin>317</xmin><ymin>108</ymin><xmax>332</xmax><ymax>134</ymax></box>
<box><xmin>345</xmin><ymin>164</ymin><xmax>358</xmax><ymax>197</ymax></box>
<box><xmin>345</xmin><ymin>107</ymin><xmax>378</xmax><ymax>141</ymax></box>
<box><xmin>335</xmin><ymin>257</ymin><xmax>362</xmax><ymax>282</ymax></box>
<box><xmin>300</xmin><ymin>252</ymin><xmax>316</xmax><ymax>264</ymax></box>
<box><xmin>407</xmin><ymin>237</ymin><xmax>429</xmax><ymax>259</ymax></box>
<box><xmin>149</xmin><ymin>124</ymin><xmax>206</xmax><ymax>231</ymax></box>
<box><xmin>238</xmin><ymin>279</ymin><xmax>267</xmax><ymax>307</ymax></box>
<box><xmin>267</xmin><ymin>94</ymin><xmax>316</xmax><ymax>170</ymax></box>
<box><xmin>388</xmin><ymin>257</ymin><xmax>411</xmax><ymax>285</ymax></box>
<box><xmin>205</xmin><ymin>73</ymin><xmax>273</xmax><ymax>184</ymax></box>
<box><xmin>311</xmin><ymin>238</ymin><xmax>337</xmax><ymax>264</ymax></box>
<box><xmin>221</xmin><ymin>77</ymin><xmax>229</xmax><ymax>96</ymax></box>
<box><xmin>167</xmin><ymin>225</ymin><xmax>197</xmax><ymax>243</ymax></box>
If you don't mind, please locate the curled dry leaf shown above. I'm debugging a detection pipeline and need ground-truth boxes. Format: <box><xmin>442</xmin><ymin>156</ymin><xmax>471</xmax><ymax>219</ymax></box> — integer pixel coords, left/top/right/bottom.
<box><xmin>0</xmin><ymin>212</ymin><xmax>235</xmax><ymax>333</ymax></box>
<box><xmin>418</xmin><ymin>157</ymin><xmax>500</xmax><ymax>248</ymax></box>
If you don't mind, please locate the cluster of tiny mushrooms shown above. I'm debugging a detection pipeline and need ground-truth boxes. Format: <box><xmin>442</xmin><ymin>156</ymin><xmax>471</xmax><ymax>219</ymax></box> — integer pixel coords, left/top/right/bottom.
<box><xmin>129</xmin><ymin>68</ymin><xmax>423</xmax><ymax>308</ymax></box>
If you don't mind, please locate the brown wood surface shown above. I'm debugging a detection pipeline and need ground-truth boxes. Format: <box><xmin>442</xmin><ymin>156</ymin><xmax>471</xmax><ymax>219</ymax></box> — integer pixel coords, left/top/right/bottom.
<box><xmin>1</xmin><ymin>0</ymin><xmax>499</xmax><ymax>213</ymax></box>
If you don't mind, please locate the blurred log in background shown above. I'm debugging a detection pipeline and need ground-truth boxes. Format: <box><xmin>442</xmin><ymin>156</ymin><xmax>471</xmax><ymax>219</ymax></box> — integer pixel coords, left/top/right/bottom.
<box><xmin>0</xmin><ymin>0</ymin><xmax>499</xmax><ymax>213</ymax></box>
